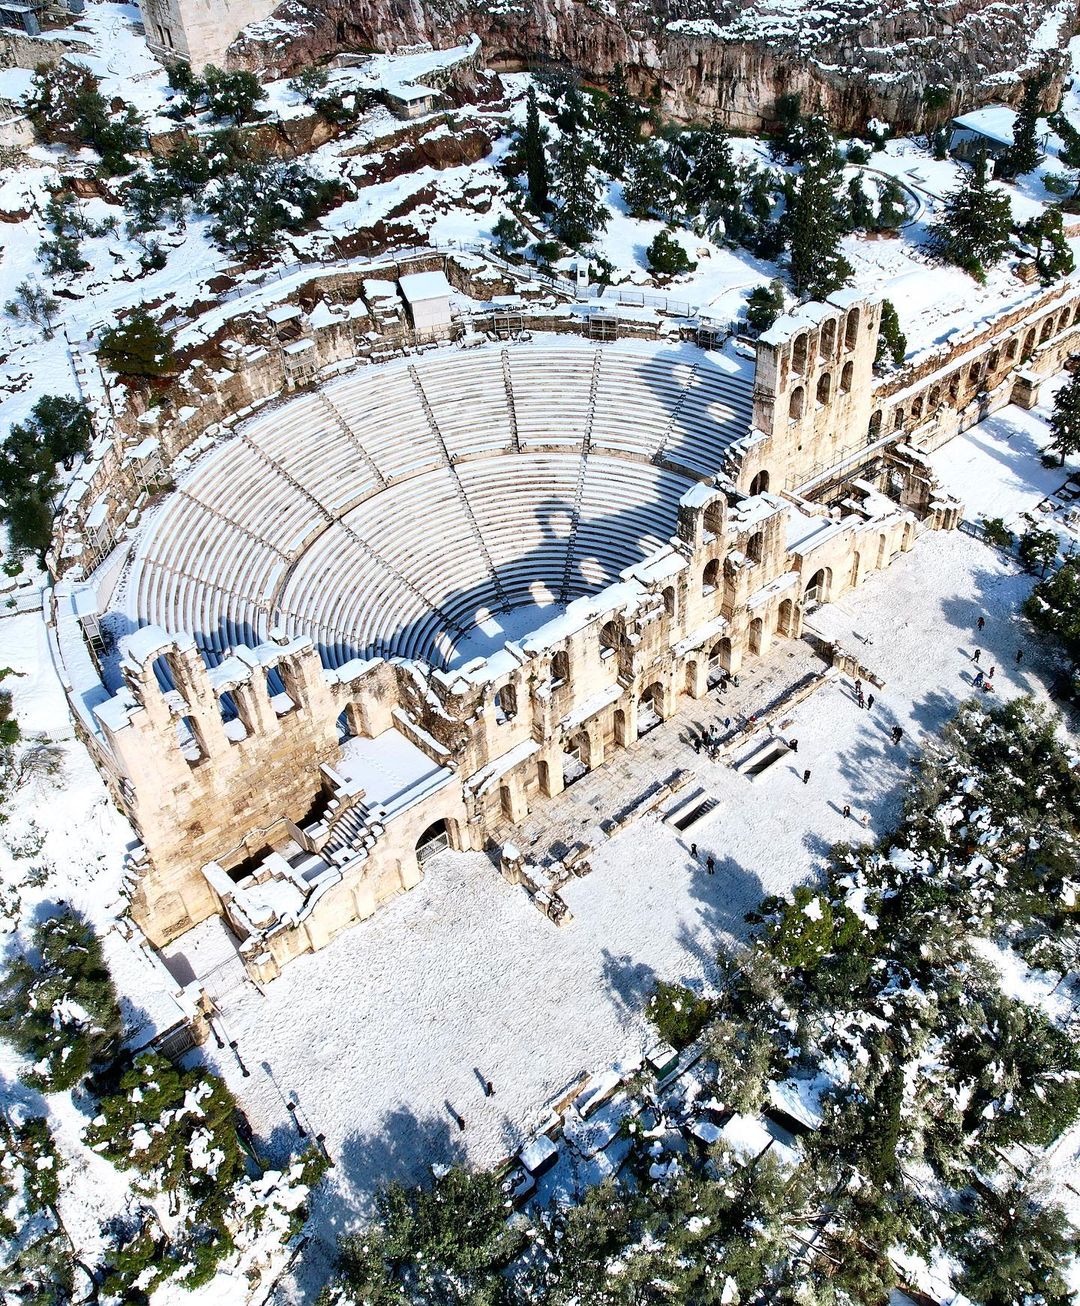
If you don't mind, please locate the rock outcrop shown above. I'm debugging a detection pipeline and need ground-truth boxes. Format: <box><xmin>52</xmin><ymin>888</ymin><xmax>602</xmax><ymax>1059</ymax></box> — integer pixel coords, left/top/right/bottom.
<box><xmin>228</xmin><ymin>0</ymin><xmax>1077</xmax><ymax>132</ymax></box>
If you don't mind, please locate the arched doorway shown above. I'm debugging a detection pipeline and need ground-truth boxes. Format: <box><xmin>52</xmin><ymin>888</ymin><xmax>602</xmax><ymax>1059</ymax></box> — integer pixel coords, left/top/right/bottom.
<box><xmin>777</xmin><ymin>598</ymin><xmax>795</xmax><ymax>637</ymax></box>
<box><xmin>562</xmin><ymin>730</ymin><xmax>590</xmax><ymax>787</ymax></box>
<box><xmin>850</xmin><ymin>551</ymin><xmax>861</xmax><ymax>588</ymax></box>
<box><xmin>637</xmin><ymin>683</ymin><xmax>664</xmax><ymax>737</ymax></box>
<box><xmin>416</xmin><ymin>819</ymin><xmax>451</xmax><ymax>865</ymax></box>
<box><xmin>685</xmin><ymin>660</ymin><xmax>698</xmax><ymax>695</ymax></box>
<box><xmin>804</xmin><ymin>568</ymin><xmax>829</xmax><ymax>606</ymax></box>
<box><xmin>707</xmin><ymin>638</ymin><xmax>731</xmax><ymax>687</ymax></box>
<box><xmin>749</xmin><ymin>617</ymin><xmax>764</xmax><ymax>656</ymax></box>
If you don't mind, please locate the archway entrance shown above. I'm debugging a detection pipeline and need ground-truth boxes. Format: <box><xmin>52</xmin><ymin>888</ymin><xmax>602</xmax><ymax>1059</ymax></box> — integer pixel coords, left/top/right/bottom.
<box><xmin>416</xmin><ymin>819</ymin><xmax>451</xmax><ymax>864</ymax></box>
<box><xmin>637</xmin><ymin>684</ymin><xmax>664</xmax><ymax>737</ymax></box>
<box><xmin>777</xmin><ymin>598</ymin><xmax>795</xmax><ymax>638</ymax></box>
<box><xmin>562</xmin><ymin>730</ymin><xmax>590</xmax><ymax>787</ymax></box>
<box><xmin>707</xmin><ymin>637</ymin><xmax>731</xmax><ymax>687</ymax></box>
<box><xmin>803</xmin><ymin>568</ymin><xmax>829</xmax><ymax>606</ymax></box>
<box><xmin>749</xmin><ymin>616</ymin><xmax>764</xmax><ymax>656</ymax></box>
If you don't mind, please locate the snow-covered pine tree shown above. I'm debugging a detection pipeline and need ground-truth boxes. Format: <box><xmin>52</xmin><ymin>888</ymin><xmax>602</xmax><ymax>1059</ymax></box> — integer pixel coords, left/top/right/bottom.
<box><xmin>999</xmin><ymin>74</ymin><xmax>1044</xmax><ymax>179</ymax></box>
<box><xmin>876</xmin><ymin>299</ymin><xmax>907</xmax><ymax>367</ymax></box>
<box><xmin>787</xmin><ymin>149</ymin><xmax>853</xmax><ymax>300</ymax></box>
<box><xmin>931</xmin><ymin>154</ymin><xmax>1013</xmax><ymax>281</ymax></box>
<box><xmin>523</xmin><ymin>86</ymin><xmax>550</xmax><ymax>213</ymax></box>
<box><xmin>601</xmin><ymin>64</ymin><xmax>643</xmax><ymax>178</ymax></box>
<box><xmin>1048</xmin><ymin>367</ymin><xmax>1080</xmax><ymax>466</ymax></box>
<box><xmin>551</xmin><ymin>124</ymin><xmax>608</xmax><ymax>247</ymax></box>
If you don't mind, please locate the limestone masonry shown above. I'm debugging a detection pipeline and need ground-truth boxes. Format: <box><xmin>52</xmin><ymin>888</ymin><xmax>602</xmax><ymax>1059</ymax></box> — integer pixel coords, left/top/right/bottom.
<box><xmin>47</xmin><ymin>251</ymin><xmax>1080</xmax><ymax>981</ymax></box>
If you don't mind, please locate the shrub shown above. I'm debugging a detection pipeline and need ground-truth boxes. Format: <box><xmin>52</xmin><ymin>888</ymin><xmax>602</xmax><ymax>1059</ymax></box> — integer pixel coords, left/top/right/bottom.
<box><xmin>646</xmin><ymin>980</ymin><xmax>713</xmax><ymax>1049</ymax></box>
<box><xmin>97</xmin><ymin>309</ymin><xmax>178</xmax><ymax>378</ymax></box>
<box><xmin>646</xmin><ymin>228</ymin><xmax>695</xmax><ymax>277</ymax></box>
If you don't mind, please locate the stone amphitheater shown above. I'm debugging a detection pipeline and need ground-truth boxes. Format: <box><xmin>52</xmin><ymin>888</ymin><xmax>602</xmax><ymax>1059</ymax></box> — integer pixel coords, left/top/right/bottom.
<box><xmin>49</xmin><ymin>254</ymin><xmax>1080</xmax><ymax>979</ymax></box>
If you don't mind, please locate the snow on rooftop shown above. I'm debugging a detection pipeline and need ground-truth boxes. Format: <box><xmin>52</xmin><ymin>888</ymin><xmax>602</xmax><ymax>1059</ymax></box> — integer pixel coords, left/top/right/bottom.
<box><xmin>398</xmin><ymin>269</ymin><xmax>453</xmax><ymax>302</ymax></box>
<box><xmin>951</xmin><ymin>105</ymin><xmax>1018</xmax><ymax>147</ymax></box>
<box><xmin>334</xmin><ymin>728</ymin><xmax>454</xmax><ymax>818</ymax></box>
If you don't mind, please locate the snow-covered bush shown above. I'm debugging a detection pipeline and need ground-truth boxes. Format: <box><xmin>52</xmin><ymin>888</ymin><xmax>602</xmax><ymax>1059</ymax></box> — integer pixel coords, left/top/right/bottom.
<box><xmin>0</xmin><ymin>907</ymin><xmax>120</xmax><ymax>1091</ymax></box>
<box><xmin>645</xmin><ymin>980</ymin><xmax>713</xmax><ymax>1050</ymax></box>
<box><xmin>204</xmin><ymin>160</ymin><xmax>342</xmax><ymax>256</ymax></box>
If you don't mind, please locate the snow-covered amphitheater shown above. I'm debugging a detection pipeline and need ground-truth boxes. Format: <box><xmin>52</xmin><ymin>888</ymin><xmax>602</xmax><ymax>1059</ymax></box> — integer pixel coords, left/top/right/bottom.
<box><xmin>122</xmin><ymin>342</ymin><xmax>755</xmax><ymax>671</ymax></box>
<box><xmin>55</xmin><ymin>253</ymin><xmax>1080</xmax><ymax>978</ymax></box>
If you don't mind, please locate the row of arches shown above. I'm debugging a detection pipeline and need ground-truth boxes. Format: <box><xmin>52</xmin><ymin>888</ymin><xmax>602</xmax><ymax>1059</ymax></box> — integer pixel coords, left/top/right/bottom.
<box><xmin>790</xmin><ymin>308</ymin><xmax>862</xmax><ymax>377</ymax></box>
<box><xmin>789</xmin><ymin>361</ymin><xmax>854</xmax><ymax>420</ymax></box>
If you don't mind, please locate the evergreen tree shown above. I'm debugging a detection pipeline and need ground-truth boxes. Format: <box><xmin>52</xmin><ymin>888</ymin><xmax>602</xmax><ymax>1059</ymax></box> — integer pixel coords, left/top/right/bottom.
<box><xmin>204</xmin><ymin>159</ymin><xmax>341</xmax><ymax>255</ymax></box>
<box><xmin>957</xmin><ymin>1185</ymin><xmax>1078</xmax><ymax>1306</ymax></box>
<box><xmin>745</xmin><ymin>280</ymin><xmax>785</xmax><ymax>332</ymax></box>
<box><xmin>876</xmin><ymin>176</ymin><xmax>908</xmax><ymax>230</ymax></box>
<box><xmin>646</xmin><ymin>229</ymin><xmax>695</xmax><ymax>277</ymax></box>
<box><xmin>932</xmin><ymin>154</ymin><xmax>1014</xmax><ymax>281</ymax></box>
<box><xmin>202</xmin><ymin>65</ymin><xmax>265</xmax><ymax>125</ymax></box>
<box><xmin>845</xmin><ymin>174</ymin><xmax>875</xmax><ymax>231</ymax></box>
<box><xmin>999</xmin><ymin>75</ymin><xmax>1044</xmax><ymax>179</ymax></box>
<box><xmin>290</xmin><ymin>63</ymin><xmax>330</xmax><ymax>105</ymax></box>
<box><xmin>97</xmin><ymin>309</ymin><xmax>178</xmax><ymax>378</ymax></box>
<box><xmin>1018</xmin><ymin>208</ymin><xmax>1074</xmax><ymax>284</ymax></box>
<box><xmin>787</xmin><ymin>151</ymin><xmax>853</xmax><ymax>299</ymax></box>
<box><xmin>1047</xmin><ymin>368</ymin><xmax>1080</xmax><ymax>466</ymax></box>
<box><xmin>551</xmin><ymin>124</ymin><xmax>607</xmax><ymax>248</ymax></box>
<box><xmin>0</xmin><ymin>908</ymin><xmax>120</xmax><ymax>1092</ymax></box>
<box><xmin>876</xmin><ymin>299</ymin><xmax>907</xmax><ymax>367</ymax></box>
<box><xmin>601</xmin><ymin>64</ymin><xmax>642</xmax><ymax>177</ymax></box>
<box><xmin>1025</xmin><ymin>555</ymin><xmax>1080</xmax><ymax>661</ymax></box>
<box><xmin>491</xmin><ymin>214</ymin><xmax>526</xmax><ymax>255</ymax></box>
<box><xmin>622</xmin><ymin>141</ymin><xmax>672</xmax><ymax>220</ymax></box>
<box><xmin>4</xmin><ymin>279</ymin><xmax>59</xmax><ymax>338</ymax></box>
<box><xmin>1050</xmin><ymin>110</ymin><xmax>1080</xmax><ymax>198</ymax></box>
<box><xmin>1018</xmin><ymin>525</ymin><xmax>1059</xmax><ymax>576</ymax></box>
<box><xmin>522</xmin><ymin>86</ymin><xmax>550</xmax><ymax>213</ymax></box>
<box><xmin>0</xmin><ymin>394</ymin><xmax>94</xmax><ymax>553</ymax></box>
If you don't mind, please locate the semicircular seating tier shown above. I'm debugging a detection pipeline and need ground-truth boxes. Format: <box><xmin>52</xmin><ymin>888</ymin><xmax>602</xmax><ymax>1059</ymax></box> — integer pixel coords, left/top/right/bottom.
<box><xmin>122</xmin><ymin>339</ymin><xmax>755</xmax><ymax>669</ymax></box>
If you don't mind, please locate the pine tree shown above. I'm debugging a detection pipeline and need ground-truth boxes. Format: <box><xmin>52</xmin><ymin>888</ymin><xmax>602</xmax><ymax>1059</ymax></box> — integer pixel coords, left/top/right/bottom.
<box><xmin>4</xmin><ymin>278</ymin><xmax>59</xmax><ymax>338</ymax></box>
<box><xmin>622</xmin><ymin>141</ymin><xmax>673</xmax><ymax>220</ymax></box>
<box><xmin>646</xmin><ymin>229</ymin><xmax>695</xmax><ymax>277</ymax></box>
<box><xmin>684</xmin><ymin>122</ymin><xmax>739</xmax><ymax>215</ymax></box>
<box><xmin>0</xmin><ymin>909</ymin><xmax>121</xmax><ymax>1091</ymax></box>
<box><xmin>1048</xmin><ymin>369</ymin><xmax>1080</xmax><ymax>466</ymax></box>
<box><xmin>787</xmin><ymin>151</ymin><xmax>853</xmax><ymax>300</ymax></box>
<box><xmin>551</xmin><ymin>124</ymin><xmax>608</xmax><ymax>248</ymax></box>
<box><xmin>932</xmin><ymin>154</ymin><xmax>1014</xmax><ymax>281</ymax></box>
<box><xmin>999</xmin><ymin>75</ymin><xmax>1044</xmax><ymax>179</ymax></box>
<box><xmin>601</xmin><ymin>64</ymin><xmax>643</xmax><ymax>178</ymax></box>
<box><xmin>97</xmin><ymin>308</ymin><xmax>178</xmax><ymax>377</ymax></box>
<box><xmin>522</xmin><ymin>86</ymin><xmax>550</xmax><ymax>213</ymax></box>
<box><xmin>1025</xmin><ymin>555</ymin><xmax>1080</xmax><ymax>661</ymax></box>
<box><xmin>845</xmin><ymin>174</ymin><xmax>875</xmax><ymax>231</ymax></box>
<box><xmin>491</xmin><ymin>214</ymin><xmax>526</xmax><ymax>255</ymax></box>
<box><xmin>1019</xmin><ymin>208</ymin><xmax>1074</xmax><ymax>284</ymax></box>
<box><xmin>876</xmin><ymin>176</ymin><xmax>907</xmax><ymax>231</ymax></box>
<box><xmin>876</xmin><ymin>299</ymin><xmax>907</xmax><ymax>367</ymax></box>
<box><xmin>745</xmin><ymin>280</ymin><xmax>785</xmax><ymax>332</ymax></box>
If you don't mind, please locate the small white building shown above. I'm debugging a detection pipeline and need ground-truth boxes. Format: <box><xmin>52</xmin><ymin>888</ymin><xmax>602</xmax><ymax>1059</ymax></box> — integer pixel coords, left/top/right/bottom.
<box><xmin>948</xmin><ymin>105</ymin><xmax>1017</xmax><ymax>162</ymax></box>
<box><xmin>398</xmin><ymin>269</ymin><xmax>454</xmax><ymax>336</ymax></box>
<box><xmin>384</xmin><ymin>83</ymin><xmax>440</xmax><ymax>120</ymax></box>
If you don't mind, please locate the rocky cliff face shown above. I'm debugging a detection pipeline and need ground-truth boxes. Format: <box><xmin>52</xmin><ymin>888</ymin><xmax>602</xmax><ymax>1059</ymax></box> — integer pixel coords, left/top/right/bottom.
<box><xmin>228</xmin><ymin>0</ymin><xmax>1076</xmax><ymax>131</ymax></box>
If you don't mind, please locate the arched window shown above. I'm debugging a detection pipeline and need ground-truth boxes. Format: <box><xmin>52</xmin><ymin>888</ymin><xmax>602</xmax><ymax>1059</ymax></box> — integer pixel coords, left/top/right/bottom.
<box><xmin>749</xmin><ymin>469</ymin><xmax>770</xmax><ymax>496</ymax></box>
<box><xmin>662</xmin><ymin>586</ymin><xmax>675</xmax><ymax>618</ymax></box>
<box><xmin>987</xmin><ymin>348</ymin><xmax>1000</xmax><ymax>372</ymax></box>
<box><xmin>1073</xmin><ymin>304</ymin><xmax>1080</xmax><ymax>325</ymax></box>
<box><xmin>820</xmin><ymin>318</ymin><xmax>837</xmax><ymax>356</ymax></box>
<box><xmin>599</xmin><ymin>620</ymin><xmax>622</xmax><ymax>654</ymax></box>
<box><xmin>910</xmin><ymin>396</ymin><xmax>923</xmax><ymax>422</ymax></box>
<box><xmin>816</xmin><ymin>371</ymin><xmax>832</xmax><ymax>405</ymax></box>
<box><xmin>789</xmin><ymin>385</ymin><xmax>805</xmax><ymax>421</ymax></box>
<box><xmin>792</xmin><ymin>333</ymin><xmax>808</xmax><ymax>375</ymax></box>
<box><xmin>1007</xmin><ymin>337</ymin><xmax>1020</xmax><ymax>361</ymax></box>
<box><xmin>746</xmin><ymin>531</ymin><xmax>764</xmax><ymax>564</ymax></box>
<box><xmin>494</xmin><ymin>684</ymin><xmax>517</xmax><ymax>722</ymax></box>
<box><xmin>703</xmin><ymin>558</ymin><xmax>720</xmax><ymax>594</ymax></box>
<box><xmin>839</xmin><ymin>361</ymin><xmax>853</xmax><ymax>394</ymax></box>
<box><xmin>893</xmin><ymin>407</ymin><xmax>905</xmax><ymax>431</ymax></box>
<box><xmin>868</xmin><ymin>410</ymin><xmax>882</xmax><ymax>438</ymax></box>
<box><xmin>845</xmin><ymin>308</ymin><xmax>860</xmax><ymax>350</ymax></box>
<box><xmin>1041</xmin><ymin>317</ymin><xmax>1054</xmax><ymax>344</ymax></box>
<box><xmin>927</xmin><ymin>386</ymin><xmax>941</xmax><ymax>409</ymax></box>
<box><xmin>551</xmin><ymin>650</ymin><xmax>569</xmax><ymax>684</ymax></box>
<box><xmin>948</xmin><ymin>373</ymin><xmax>960</xmax><ymax>402</ymax></box>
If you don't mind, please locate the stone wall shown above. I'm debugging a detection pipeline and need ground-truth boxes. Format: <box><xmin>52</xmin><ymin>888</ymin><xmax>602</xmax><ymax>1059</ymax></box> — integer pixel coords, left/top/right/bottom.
<box><xmin>138</xmin><ymin>0</ymin><xmax>280</xmax><ymax>69</ymax></box>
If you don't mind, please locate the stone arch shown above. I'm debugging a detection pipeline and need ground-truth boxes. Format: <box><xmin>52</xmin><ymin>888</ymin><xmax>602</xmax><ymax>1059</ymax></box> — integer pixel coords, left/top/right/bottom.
<box><xmin>845</xmin><ymin>308</ymin><xmax>860</xmax><ymax>350</ymax></box>
<box><xmin>416</xmin><ymin>818</ymin><xmax>451</xmax><ymax>864</ymax></box>
<box><xmin>820</xmin><ymin>317</ymin><xmax>837</xmax><ymax>356</ymax></box>
<box><xmin>987</xmin><ymin>348</ymin><xmax>1000</xmax><ymax>372</ymax></box>
<box><xmin>947</xmin><ymin>373</ymin><xmax>961</xmax><ymax>402</ymax></box>
<box><xmin>840</xmin><ymin>360</ymin><xmax>854</xmax><ymax>395</ymax></box>
<box><xmin>551</xmin><ymin>649</ymin><xmax>569</xmax><ymax>684</ymax></box>
<box><xmin>1058</xmin><ymin>308</ymin><xmax>1070</xmax><ymax>333</ymax></box>
<box><xmin>776</xmin><ymin>597</ymin><xmax>795</xmax><ymax>637</ymax></box>
<box><xmin>562</xmin><ymin>729</ymin><xmax>591</xmax><ymax>786</ymax></box>
<box><xmin>868</xmin><ymin>409</ymin><xmax>882</xmax><ymax>439</ymax></box>
<box><xmin>902</xmin><ymin>520</ymin><xmax>916</xmax><ymax>551</ymax></box>
<box><xmin>1073</xmin><ymin>303</ymin><xmax>1080</xmax><ymax>325</ymax></box>
<box><xmin>789</xmin><ymin>385</ymin><xmax>805</xmax><ymax>421</ymax></box>
<box><xmin>494</xmin><ymin>683</ymin><xmax>517</xmax><ymax>722</ymax></box>
<box><xmin>662</xmin><ymin>585</ymin><xmax>676</xmax><ymax>618</ymax></box>
<box><xmin>708</xmin><ymin>637</ymin><xmax>732</xmax><ymax>684</ymax></box>
<box><xmin>599</xmin><ymin>619</ymin><xmax>622</xmax><ymax>653</ymax></box>
<box><xmin>927</xmin><ymin>385</ymin><xmax>941</xmax><ymax>410</ymax></box>
<box><xmin>876</xmin><ymin>533</ymin><xmax>888</xmax><ymax>568</ymax></box>
<box><xmin>1023</xmin><ymin>327</ymin><xmax>1036</xmax><ymax>357</ymax></box>
<box><xmin>749</xmin><ymin>616</ymin><xmax>764</xmax><ymax>656</ymax></box>
<box><xmin>703</xmin><ymin>558</ymin><xmax>721</xmax><ymax>593</ymax></box>
<box><xmin>893</xmin><ymin>407</ymin><xmax>905</xmax><ymax>431</ymax></box>
<box><xmin>637</xmin><ymin>682</ymin><xmax>665</xmax><ymax>736</ymax></box>
<box><xmin>704</xmin><ymin>499</ymin><xmax>725</xmax><ymax>536</ymax></box>
<box><xmin>792</xmin><ymin>332</ymin><xmax>809</xmax><ymax>375</ymax></box>
<box><xmin>1007</xmin><ymin>336</ymin><xmax>1020</xmax><ymax>362</ymax></box>
<box><xmin>1041</xmin><ymin>317</ymin><xmax>1054</xmax><ymax>344</ymax></box>
<box><xmin>749</xmin><ymin>469</ymin><xmax>770</xmax><ymax>495</ymax></box>
<box><xmin>910</xmin><ymin>395</ymin><xmax>923</xmax><ymax>423</ymax></box>
<box><xmin>804</xmin><ymin>567</ymin><xmax>830</xmax><ymax>604</ymax></box>
<box><xmin>816</xmin><ymin>371</ymin><xmax>832</xmax><ymax>405</ymax></box>
<box><xmin>746</xmin><ymin>530</ymin><xmax>765</xmax><ymax>564</ymax></box>
<box><xmin>850</xmin><ymin>551</ymin><xmax>862</xmax><ymax>588</ymax></box>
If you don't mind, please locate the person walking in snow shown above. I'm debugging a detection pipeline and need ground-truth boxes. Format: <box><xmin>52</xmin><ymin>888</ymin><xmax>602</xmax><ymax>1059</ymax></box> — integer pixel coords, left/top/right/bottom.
<box><xmin>484</xmin><ymin>1081</ymin><xmax>495</xmax><ymax>1098</ymax></box>
<box><xmin>789</xmin><ymin>738</ymin><xmax>798</xmax><ymax>753</ymax></box>
<box><xmin>854</xmin><ymin>677</ymin><xmax>862</xmax><ymax>697</ymax></box>
<box><xmin>861</xmin><ymin>812</ymin><xmax>870</xmax><ymax>828</ymax></box>
<box><xmin>974</xmin><ymin>670</ymin><xmax>984</xmax><ymax>688</ymax></box>
<box><xmin>987</xmin><ymin>665</ymin><xmax>995</xmax><ymax>680</ymax></box>
<box><xmin>802</xmin><ymin>769</ymin><xmax>811</xmax><ymax>784</ymax></box>
<box><xmin>690</xmin><ymin>842</ymin><xmax>698</xmax><ymax>860</ymax></box>
<box><xmin>973</xmin><ymin>648</ymin><xmax>981</xmax><ymax>663</ymax></box>
<box><xmin>706</xmin><ymin>855</ymin><xmax>715</xmax><ymax>875</ymax></box>
<box><xmin>856</xmin><ymin>689</ymin><xmax>865</xmax><ymax>709</ymax></box>
<box><xmin>977</xmin><ymin>616</ymin><xmax>985</xmax><ymax>632</ymax></box>
<box><xmin>866</xmin><ymin>693</ymin><xmax>875</xmax><ymax>711</ymax></box>
<box><xmin>891</xmin><ymin>725</ymin><xmax>904</xmax><ymax>745</ymax></box>
<box><xmin>1015</xmin><ymin>648</ymin><xmax>1024</xmax><ymax>665</ymax></box>
<box><xmin>842</xmin><ymin>804</ymin><xmax>851</xmax><ymax>819</ymax></box>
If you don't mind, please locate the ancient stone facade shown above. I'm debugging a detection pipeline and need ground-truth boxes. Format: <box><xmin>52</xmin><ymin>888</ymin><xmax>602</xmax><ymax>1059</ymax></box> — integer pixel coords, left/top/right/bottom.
<box><xmin>137</xmin><ymin>0</ymin><xmax>279</xmax><ymax>68</ymax></box>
